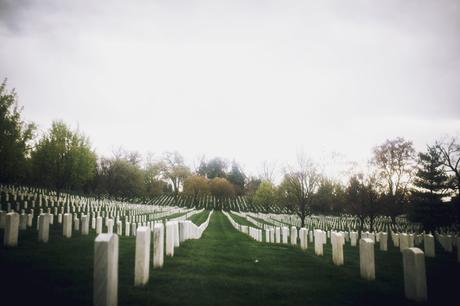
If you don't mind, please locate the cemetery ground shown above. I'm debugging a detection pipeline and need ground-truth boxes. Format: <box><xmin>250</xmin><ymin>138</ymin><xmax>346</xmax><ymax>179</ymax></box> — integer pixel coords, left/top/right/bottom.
<box><xmin>1</xmin><ymin>211</ymin><xmax>459</xmax><ymax>306</ymax></box>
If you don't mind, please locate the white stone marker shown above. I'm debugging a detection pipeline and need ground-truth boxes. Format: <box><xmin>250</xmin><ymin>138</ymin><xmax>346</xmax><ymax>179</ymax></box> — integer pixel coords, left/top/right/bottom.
<box><xmin>96</xmin><ymin>217</ymin><xmax>103</xmax><ymax>234</ymax></box>
<box><xmin>19</xmin><ymin>213</ymin><xmax>27</xmax><ymax>230</ymax></box>
<box><xmin>131</xmin><ymin>223</ymin><xmax>137</xmax><ymax>237</ymax></box>
<box><xmin>408</xmin><ymin>234</ymin><xmax>415</xmax><ymax>248</ymax></box>
<box><xmin>94</xmin><ymin>234</ymin><xmax>118</xmax><ymax>306</ymax></box>
<box><xmin>135</xmin><ymin>226</ymin><xmax>151</xmax><ymax>287</ymax></box>
<box><xmin>423</xmin><ymin>234</ymin><xmax>435</xmax><ymax>258</ymax></box>
<box><xmin>380</xmin><ymin>233</ymin><xmax>388</xmax><ymax>251</ymax></box>
<box><xmin>359</xmin><ymin>238</ymin><xmax>375</xmax><ymax>280</ymax></box>
<box><xmin>153</xmin><ymin>223</ymin><xmax>164</xmax><ymax>268</ymax></box>
<box><xmin>63</xmin><ymin>213</ymin><xmax>72</xmax><ymax>238</ymax></box>
<box><xmin>350</xmin><ymin>231</ymin><xmax>359</xmax><ymax>247</ymax></box>
<box><xmin>38</xmin><ymin>214</ymin><xmax>50</xmax><ymax>243</ymax></box>
<box><xmin>282</xmin><ymin>226</ymin><xmax>289</xmax><ymax>244</ymax></box>
<box><xmin>403</xmin><ymin>248</ymin><xmax>427</xmax><ymax>302</ymax></box>
<box><xmin>107</xmin><ymin>219</ymin><xmax>114</xmax><ymax>234</ymax></box>
<box><xmin>125</xmin><ymin>222</ymin><xmax>130</xmax><ymax>237</ymax></box>
<box><xmin>4</xmin><ymin>212</ymin><xmax>19</xmax><ymax>247</ymax></box>
<box><xmin>81</xmin><ymin>215</ymin><xmax>89</xmax><ymax>235</ymax></box>
<box><xmin>275</xmin><ymin>227</ymin><xmax>281</xmax><ymax>243</ymax></box>
<box><xmin>165</xmin><ymin>221</ymin><xmax>175</xmax><ymax>257</ymax></box>
<box><xmin>27</xmin><ymin>213</ymin><xmax>33</xmax><ymax>227</ymax></box>
<box><xmin>173</xmin><ymin>221</ymin><xmax>180</xmax><ymax>247</ymax></box>
<box><xmin>179</xmin><ymin>221</ymin><xmax>186</xmax><ymax>243</ymax></box>
<box><xmin>116</xmin><ymin>221</ymin><xmax>122</xmax><ymax>236</ymax></box>
<box><xmin>314</xmin><ymin>230</ymin><xmax>324</xmax><ymax>256</ymax></box>
<box><xmin>74</xmin><ymin>217</ymin><xmax>80</xmax><ymax>231</ymax></box>
<box><xmin>332</xmin><ymin>232</ymin><xmax>344</xmax><ymax>266</ymax></box>
<box><xmin>290</xmin><ymin>226</ymin><xmax>297</xmax><ymax>246</ymax></box>
<box><xmin>400</xmin><ymin>233</ymin><xmax>409</xmax><ymax>252</ymax></box>
<box><xmin>299</xmin><ymin>228</ymin><xmax>308</xmax><ymax>250</ymax></box>
<box><xmin>265</xmin><ymin>229</ymin><xmax>270</xmax><ymax>243</ymax></box>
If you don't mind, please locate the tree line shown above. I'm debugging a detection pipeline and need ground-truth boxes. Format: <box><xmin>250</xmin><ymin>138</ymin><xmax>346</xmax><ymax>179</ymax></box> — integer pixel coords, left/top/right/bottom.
<box><xmin>1</xmin><ymin>79</ymin><xmax>459</xmax><ymax>231</ymax></box>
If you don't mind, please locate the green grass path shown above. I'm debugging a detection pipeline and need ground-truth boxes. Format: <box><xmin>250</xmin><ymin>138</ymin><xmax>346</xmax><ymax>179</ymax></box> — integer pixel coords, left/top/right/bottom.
<box><xmin>0</xmin><ymin>211</ymin><xmax>459</xmax><ymax>306</ymax></box>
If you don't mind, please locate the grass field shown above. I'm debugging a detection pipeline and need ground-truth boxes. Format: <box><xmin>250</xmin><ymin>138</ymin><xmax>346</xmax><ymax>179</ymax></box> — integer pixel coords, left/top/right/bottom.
<box><xmin>0</xmin><ymin>211</ymin><xmax>458</xmax><ymax>306</ymax></box>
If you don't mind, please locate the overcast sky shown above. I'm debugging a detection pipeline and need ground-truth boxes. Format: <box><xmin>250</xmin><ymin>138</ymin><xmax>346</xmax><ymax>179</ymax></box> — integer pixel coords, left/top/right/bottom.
<box><xmin>1</xmin><ymin>0</ymin><xmax>459</xmax><ymax>179</ymax></box>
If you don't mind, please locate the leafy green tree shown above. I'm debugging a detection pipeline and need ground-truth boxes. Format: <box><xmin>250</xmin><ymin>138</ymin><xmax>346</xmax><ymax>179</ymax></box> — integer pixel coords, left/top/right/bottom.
<box><xmin>31</xmin><ymin>121</ymin><xmax>96</xmax><ymax>195</ymax></box>
<box><xmin>0</xmin><ymin>79</ymin><xmax>35</xmax><ymax>183</ymax></box>
<box><xmin>183</xmin><ymin>175</ymin><xmax>209</xmax><ymax>206</ymax></box>
<box><xmin>209</xmin><ymin>177</ymin><xmax>235</xmax><ymax>210</ymax></box>
<box><xmin>312</xmin><ymin>178</ymin><xmax>346</xmax><ymax>215</ymax></box>
<box><xmin>227</xmin><ymin>161</ymin><xmax>246</xmax><ymax>195</ymax></box>
<box><xmin>143</xmin><ymin>161</ymin><xmax>166</xmax><ymax>197</ymax></box>
<box><xmin>408</xmin><ymin>146</ymin><xmax>451</xmax><ymax>231</ymax></box>
<box><xmin>198</xmin><ymin>157</ymin><xmax>227</xmax><ymax>179</ymax></box>
<box><xmin>105</xmin><ymin>158</ymin><xmax>144</xmax><ymax>198</ymax></box>
<box><xmin>253</xmin><ymin>180</ymin><xmax>276</xmax><ymax>212</ymax></box>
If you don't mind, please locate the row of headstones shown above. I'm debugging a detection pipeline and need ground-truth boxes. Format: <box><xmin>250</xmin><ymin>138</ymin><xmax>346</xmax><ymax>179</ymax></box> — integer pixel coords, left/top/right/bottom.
<box><xmin>236</xmin><ymin>210</ymin><xmax>458</xmax><ymax>261</ymax></box>
<box><xmin>358</xmin><ymin>239</ymin><xmax>430</xmax><ymax>302</ymax></box>
<box><xmin>1</xmin><ymin>207</ymin><xmax>200</xmax><ymax>247</ymax></box>
<box><xmin>256</xmin><ymin>210</ymin><xmax>427</xmax><ymax>234</ymax></box>
<box><xmin>0</xmin><ymin>185</ymin><xmax>189</xmax><ymax>223</ymax></box>
<box><xmin>225</xmin><ymin>212</ymin><xmax>460</xmax><ymax>303</ymax></box>
<box><xmin>0</xmin><ymin>196</ymin><xmax>188</xmax><ymax>230</ymax></box>
<box><xmin>94</xmin><ymin>210</ymin><xmax>214</xmax><ymax>306</ymax></box>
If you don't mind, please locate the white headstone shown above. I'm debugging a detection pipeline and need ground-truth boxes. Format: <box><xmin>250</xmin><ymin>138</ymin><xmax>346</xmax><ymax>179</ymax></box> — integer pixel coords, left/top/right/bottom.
<box><xmin>299</xmin><ymin>228</ymin><xmax>308</xmax><ymax>250</ymax></box>
<box><xmin>380</xmin><ymin>232</ymin><xmax>388</xmax><ymax>251</ymax></box>
<box><xmin>403</xmin><ymin>248</ymin><xmax>427</xmax><ymax>302</ymax></box>
<box><xmin>63</xmin><ymin>213</ymin><xmax>72</xmax><ymax>238</ymax></box>
<box><xmin>314</xmin><ymin>229</ymin><xmax>324</xmax><ymax>256</ymax></box>
<box><xmin>153</xmin><ymin>223</ymin><xmax>164</xmax><ymax>268</ymax></box>
<box><xmin>290</xmin><ymin>226</ymin><xmax>297</xmax><ymax>246</ymax></box>
<box><xmin>423</xmin><ymin>234</ymin><xmax>435</xmax><ymax>257</ymax></box>
<box><xmin>94</xmin><ymin>234</ymin><xmax>118</xmax><ymax>306</ymax></box>
<box><xmin>282</xmin><ymin>226</ymin><xmax>289</xmax><ymax>244</ymax></box>
<box><xmin>400</xmin><ymin>233</ymin><xmax>409</xmax><ymax>252</ymax></box>
<box><xmin>135</xmin><ymin>226</ymin><xmax>151</xmax><ymax>287</ymax></box>
<box><xmin>38</xmin><ymin>213</ymin><xmax>50</xmax><ymax>243</ymax></box>
<box><xmin>332</xmin><ymin>232</ymin><xmax>345</xmax><ymax>266</ymax></box>
<box><xmin>4</xmin><ymin>212</ymin><xmax>19</xmax><ymax>247</ymax></box>
<box><xmin>359</xmin><ymin>238</ymin><xmax>375</xmax><ymax>280</ymax></box>
<box><xmin>165</xmin><ymin>221</ymin><xmax>175</xmax><ymax>257</ymax></box>
<box><xmin>275</xmin><ymin>227</ymin><xmax>281</xmax><ymax>243</ymax></box>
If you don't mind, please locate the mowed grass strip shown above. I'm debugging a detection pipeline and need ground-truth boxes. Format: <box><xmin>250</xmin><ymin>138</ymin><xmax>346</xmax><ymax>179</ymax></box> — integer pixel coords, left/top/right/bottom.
<box><xmin>0</xmin><ymin>212</ymin><xmax>459</xmax><ymax>306</ymax></box>
<box><xmin>188</xmin><ymin>209</ymin><xmax>211</xmax><ymax>225</ymax></box>
<box><xmin>229</xmin><ymin>212</ymin><xmax>261</xmax><ymax>228</ymax></box>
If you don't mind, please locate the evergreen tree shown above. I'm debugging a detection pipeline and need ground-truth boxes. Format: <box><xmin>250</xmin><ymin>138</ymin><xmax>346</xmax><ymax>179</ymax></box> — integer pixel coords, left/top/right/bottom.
<box><xmin>409</xmin><ymin>146</ymin><xmax>451</xmax><ymax>231</ymax></box>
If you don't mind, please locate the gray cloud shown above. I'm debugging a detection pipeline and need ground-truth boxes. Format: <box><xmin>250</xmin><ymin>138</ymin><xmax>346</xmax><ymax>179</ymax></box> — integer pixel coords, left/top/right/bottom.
<box><xmin>0</xmin><ymin>0</ymin><xmax>459</xmax><ymax>176</ymax></box>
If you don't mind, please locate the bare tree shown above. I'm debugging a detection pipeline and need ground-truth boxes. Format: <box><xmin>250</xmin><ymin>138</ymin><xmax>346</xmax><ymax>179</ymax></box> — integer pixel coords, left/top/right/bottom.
<box><xmin>432</xmin><ymin>137</ymin><xmax>460</xmax><ymax>195</ymax></box>
<box><xmin>259</xmin><ymin>160</ymin><xmax>277</xmax><ymax>183</ymax></box>
<box><xmin>372</xmin><ymin>137</ymin><xmax>416</xmax><ymax>222</ymax></box>
<box><xmin>278</xmin><ymin>155</ymin><xmax>321</xmax><ymax>227</ymax></box>
<box><xmin>160</xmin><ymin>151</ymin><xmax>191</xmax><ymax>194</ymax></box>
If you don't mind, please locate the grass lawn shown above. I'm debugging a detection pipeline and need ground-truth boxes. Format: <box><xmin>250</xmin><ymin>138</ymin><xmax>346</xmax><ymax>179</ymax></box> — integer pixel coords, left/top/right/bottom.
<box><xmin>0</xmin><ymin>211</ymin><xmax>458</xmax><ymax>306</ymax></box>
